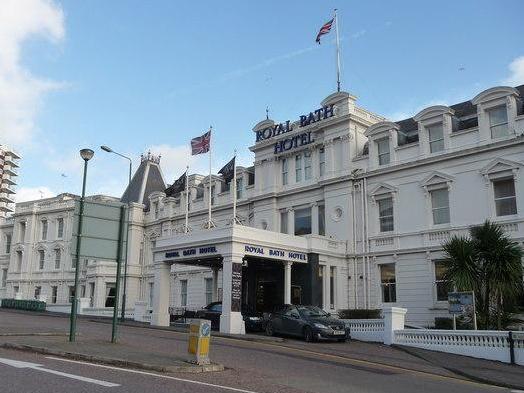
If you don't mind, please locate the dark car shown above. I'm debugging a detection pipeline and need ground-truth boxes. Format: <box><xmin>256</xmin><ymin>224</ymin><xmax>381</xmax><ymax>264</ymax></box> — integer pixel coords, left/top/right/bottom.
<box><xmin>195</xmin><ymin>302</ymin><xmax>265</xmax><ymax>332</ymax></box>
<box><xmin>265</xmin><ymin>305</ymin><xmax>349</xmax><ymax>342</ymax></box>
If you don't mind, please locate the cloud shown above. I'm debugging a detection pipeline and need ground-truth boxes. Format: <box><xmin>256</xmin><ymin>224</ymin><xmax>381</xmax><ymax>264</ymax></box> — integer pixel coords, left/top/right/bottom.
<box><xmin>350</xmin><ymin>29</ymin><xmax>367</xmax><ymax>40</ymax></box>
<box><xmin>14</xmin><ymin>186</ymin><xmax>55</xmax><ymax>202</ymax></box>
<box><xmin>501</xmin><ymin>56</ymin><xmax>524</xmax><ymax>86</ymax></box>
<box><xmin>0</xmin><ymin>0</ymin><xmax>65</xmax><ymax>146</ymax></box>
<box><xmin>145</xmin><ymin>144</ymin><xmax>200</xmax><ymax>183</ymax></box>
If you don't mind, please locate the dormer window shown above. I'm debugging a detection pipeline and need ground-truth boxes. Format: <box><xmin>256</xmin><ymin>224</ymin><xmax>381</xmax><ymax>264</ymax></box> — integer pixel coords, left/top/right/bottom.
<box><xmin>488</xmin><ymin>106</ymin><xmax>509</xmax><ymax>139</ymax></box>
<box><xmin>377</xmin><ymin>138</ymin><xmax>390</xmax><ymax>166</ymax></box>
<box><xmin>428</xmin><ymin>124</ymin><xmax>444</xmax><ymax>153</ymax></box>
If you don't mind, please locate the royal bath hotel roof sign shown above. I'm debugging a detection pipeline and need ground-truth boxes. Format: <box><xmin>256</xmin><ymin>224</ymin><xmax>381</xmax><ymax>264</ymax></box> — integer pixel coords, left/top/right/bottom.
<box><xmin>255</xmin><ymin>104</ymin><xmax>335</xmax><ymax>154</ymax></box>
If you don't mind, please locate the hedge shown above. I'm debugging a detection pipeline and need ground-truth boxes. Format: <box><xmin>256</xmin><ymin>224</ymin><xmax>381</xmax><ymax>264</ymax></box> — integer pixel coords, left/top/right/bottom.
<box><xmin>338</xmin><ymin>309</ymin><xmax>382</xmax><ymax>319</ymax></box>
<box><xmin>1</xmin><ymin>298</ymin><xmax>46</xmax><ymax>312</ymax></box>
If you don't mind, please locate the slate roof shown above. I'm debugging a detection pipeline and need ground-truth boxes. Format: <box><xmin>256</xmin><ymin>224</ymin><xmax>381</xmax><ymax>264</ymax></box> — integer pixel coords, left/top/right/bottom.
<box><xmin>121</xmin><ymin>156</ymin><xmax>166</xmax><ymax>210</ymax></box>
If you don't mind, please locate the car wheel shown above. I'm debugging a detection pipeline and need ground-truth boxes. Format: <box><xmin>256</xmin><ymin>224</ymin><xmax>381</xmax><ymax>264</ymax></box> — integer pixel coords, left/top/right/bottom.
<box><xmin>265</xmin><ymin>322</ymin><xmax>274</xmax><ymax>336</ymax></box>
<box><xmin>303</xmin><ymin>326</ymin><xmax>314</xmax><ymax>342</ymax></box>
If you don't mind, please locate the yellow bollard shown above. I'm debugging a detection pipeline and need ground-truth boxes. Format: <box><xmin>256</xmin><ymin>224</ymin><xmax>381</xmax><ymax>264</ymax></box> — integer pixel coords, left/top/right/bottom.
<box><xmin>188</xmin><ymin>319</ymin><xmax>211</xmax><ymax>365</ymax></box>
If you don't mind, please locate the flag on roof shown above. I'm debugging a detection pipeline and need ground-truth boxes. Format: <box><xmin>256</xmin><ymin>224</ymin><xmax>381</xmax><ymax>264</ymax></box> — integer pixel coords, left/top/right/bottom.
<box><xmin>191</xmin><ymin>130</ymin><xmax>211</xmax><ymax>155</ymax></box>
<box><xmin>316</xmin><ymin>18</ymin><xmax>334</xmax><ymax>44</ymax></box>
<box><xmin>165</xmin><ymin>171</ymin><xmax>186</xmax><ymax>196</ymax></box>
<box><xmin>218</xmin><ymin>156</ymin><xmax>235</xmax><ymax>182</ymax></box>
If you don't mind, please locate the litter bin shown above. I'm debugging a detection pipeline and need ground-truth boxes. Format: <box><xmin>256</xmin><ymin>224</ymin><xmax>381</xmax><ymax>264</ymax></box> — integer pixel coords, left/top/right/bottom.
<box><xmin>188</xmin><ymin>319</ymin><xmax>211</xmax><ymax>365</ymax></box>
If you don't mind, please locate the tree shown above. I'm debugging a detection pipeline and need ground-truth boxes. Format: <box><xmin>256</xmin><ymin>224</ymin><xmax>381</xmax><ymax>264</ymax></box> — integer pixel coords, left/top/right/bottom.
<box><xmin>442</xmin><ymin>220</ymin><xmax>523</xmax><ymax>329</ymax></box>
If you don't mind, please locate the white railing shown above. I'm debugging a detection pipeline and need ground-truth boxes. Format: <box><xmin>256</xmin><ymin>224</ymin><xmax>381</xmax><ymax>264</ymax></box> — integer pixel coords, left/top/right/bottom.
<box><xmin>342</xmin><ymin>319</ymin><xmax>384</xmax><ymax>342</ymax></box>
<box><xmin>394</xmin><ymin>329</ymin><xmax>524</xmax><ymax>365</ymax></box>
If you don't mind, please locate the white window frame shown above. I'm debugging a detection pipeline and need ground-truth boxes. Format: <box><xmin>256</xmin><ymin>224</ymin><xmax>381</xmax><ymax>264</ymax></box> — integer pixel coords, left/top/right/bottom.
<box><xmin>433</xmin><ymin>260</ymin><xmax>450</xmax><ymax>303</ymax></box>
<box><xmin>379</xmin><ymin>263</ymin><xmax>397</xmax><ymax>304</ymax></box>
<box><xmin>281</xmin><ymin>158</ymin><xmax>288</xmax><ymax>185</ymax></box>
<box><xmin>377</xmin><ymin>196</ymin><xmax>394</xmax><ymax>232</ymax></box>
<box><xmin>295</xmin><ymin>154</ymin><xmax>302</xmax><ymax>182</ymax></box>
<box><xmin>38</xmin><ymin>250</ymin><xmax>45</xmax><ymax>270</ymax></box>
<box><xmin>427</xmin><ymin>123</ymin><xmax>444</xmax><ymax>153</ymax></box>
<box><xmin>430</xmin><ymin>187</ymin><xmax>450</xmax><ymax>225</ymax></box>
<box><xmin>377</xmin><ymin>138</ymin><xmax>390</xmax><ymax>166</ymax></box>
<box><xmin>280</xmin><ymin>210</ymin><xmax>288</xmax><ymax>234</ymax></box>
<box><xmin>54</xmin><ymin>249</ymin><xmax>61</xmax><ymax>269</ymax></box>
<box><xmin>304</xmin><ymin>151</ymin><xmax>312</xmax><ymax>180</ymax></box>
<box><xmin>492</xmin><ymin>177</ymin><xmax>517</xmax><ymax>217</ymax></box>
<box><xmin>41</xmin><ymin>219</ymin><xmax>48</xmax><ymax>240</ymax></box>
<box><xmin>57</xmin><ymin>217</ymin><xmax>64</xmax><ymax>239</ymax></box>
<box><xmin>487</xmin><ymin>105</ymin><xmax>509</xmax><ymax>139</ymax></box>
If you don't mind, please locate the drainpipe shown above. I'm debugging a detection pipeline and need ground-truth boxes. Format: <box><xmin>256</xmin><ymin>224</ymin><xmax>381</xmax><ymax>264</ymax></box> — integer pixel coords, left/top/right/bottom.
<box><xmin>352</xmin><ymin>179</ymin><xmax>357</xmax><ymax>309</ymax></box>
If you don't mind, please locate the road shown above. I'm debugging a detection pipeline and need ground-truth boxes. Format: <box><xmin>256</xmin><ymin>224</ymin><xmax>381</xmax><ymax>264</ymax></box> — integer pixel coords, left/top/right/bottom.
<box><xmin>0</xmin><ymin>311</ymin><xmax>519</xmax><ymax>393</ymax></box>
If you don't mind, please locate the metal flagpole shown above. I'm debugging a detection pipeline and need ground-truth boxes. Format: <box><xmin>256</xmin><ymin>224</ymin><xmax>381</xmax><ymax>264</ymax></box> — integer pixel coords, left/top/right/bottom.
<box><xmin>334</xmin><ymin>9</ymin><xmax>341</xmax><ymax>92</ymax></box>
<box><xmin>184</xmin><ymin>165</ymin><xmax>189</xmax><ymax>233</ymax></box>
<box><xmin>203</xmin><ymin>126</ymin><xmax>215</xmax><ymax>229</ymax></box>
<box><xmin>232</xmin><ymin>150</ymin><xmax>237</xmax><ymax>224</ymax></box>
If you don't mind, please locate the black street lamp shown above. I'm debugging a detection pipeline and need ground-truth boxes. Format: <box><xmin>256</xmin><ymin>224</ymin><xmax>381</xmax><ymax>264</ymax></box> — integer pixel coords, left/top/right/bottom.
<box><xmin>69</xmin><ymin>148</ymin><xmax>94</xmax><ymax>342</ymax></box>
<box><xmin>101</xmin><ymin>145</ymin><xmax>132</xmax><ymax>321</ymax></box>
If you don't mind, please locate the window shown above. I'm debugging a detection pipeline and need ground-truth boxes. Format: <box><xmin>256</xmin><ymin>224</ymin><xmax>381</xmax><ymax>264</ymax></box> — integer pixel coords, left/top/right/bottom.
<box><xmin>248</xmin><ymin>171</ymin><xmax>255</xmax><ymax>185</ymax></box>
<box><xmin>41</xmin><ymin>220</ymin><xmax>48</xmax><ymax>240</ymax></box>
<box><xmin>19</xmin><ymin>222</ymin><xmax>26</xmax><ymax>242</ymax></box>
<box><xmin>295</xmin><ymin>155</ymin><xmax>302</xmax><ymax>182</ymax></box>
<box><xmin>68</xmin><ymin>286</ymin><xmax>75</xmax><ymax>303</ymax></box>
<box><xmin>222</xmin><ymin>180</ymin><xmax>230</xmax><ymax>193</ymax></box>
<box><xmin>488</xmin><ymin>106</ymin><xmax>509</xmax><ymax>139</ymax></box>
<box><xmin>318</xmin><ymin>205</ymin><xmax>325</xmax><ymax>236</ymax></box>
<box><xmin>34</xmin><ymin>286</ymin><xmax>41</xmax><ymax>299</ymax></box>
<box><xmin>282</xmin><ymin>158</ymin><xmax>288</xmax><ymax>185</ymax></box>
<box><xmin>319</xmin><ymin>148</ymin><xmax>326</xmax><ymax>177</ymax></box>
<box><xmin>236</xmin><ymin>177</ymin><xmax>243</xmax><ymax>199</ymax></box>
<box><xmin>428</xmin><ymin>124</ymin><xmax>444</xmax><ymax>153</ymax></box>
<box><xmin>54</xmin><ymin>249</ymin><xmax>61</xmax><ymax>269</ymax></box>
<box><xmin>205</xmin><ymin>278</ymin><xmax>213</xmax><ymax>305</ymax></box>
<box><xmin>380</xmin><ymin>264</ymin><xmax>396</xmax><ymax>303</ymax></box>
<box><xmin>152</xmin><ymin>201</ymin><xmax>159</xmax><ymax>218</ymax></box>
<box><xmin>378</xmin><ymin>197</ymin><xmax>394</xmax><ymax>232</ymax></box>
<box><xmin>149</xmin><ymin>282</ymin><xmax>154</xmax><ymax>306</ymax></box>
<box><xmin>51</xmin><ymin>286</ymin><xmax>58</xmax><ymax>304</ymax></box>
<box><xmin>16</xmin><ymin>251</ymin><xmax>22</xmax><ymax>271</ymax></box>
<box><xmin>329</xmin><ymin>266</ymin><xmax>336</xmax><ymax>309</ymax></box>
<box><xmin>304</xmin><ymin>152</ymin><xmax>312</xmax><ymax>180</ymax></box>
<box><xmin>180</xmin><ymin>280</ymin><xmax>188</xmax><ymax>307</ymax></box>
<box><xmin>211</xmin><ymin>185</ymin><xmax>216</xmax><ymax>205</ymax></box>
<box><xmin>105</xmin><ymin>284</ymin><xmax>116</xmax><ymax>307</ymax></box>
<box><xmin>280</xmin><ymin>211</ymin><xmax>288</xmax><ymax>234</ymax></box>
<box><xmin>38</xmin><ymin>250</ymin><xmax>45</xmax><ymax>270</ymax></box>
<box><xmin>434</xmin><ymin>261</ymin><xmax>450</xmax><ymax>302</ymax></box>
<box><xmin>430</xmin><ymin>189</ymin><xmax>450</xmax><ymax>224</ymax></box>
<box><xmin>57</xmin><ymin>218</ymin><xmax>64</xmax><ymax>238</ymax></box>
<box><xmin>377</xmin><ymin>138</ymin><xmax>390</xmax><ymax>166</ymax></box>
<box><xmin>1</xmin><ymin>269</ymin><xmax>7</xmax><ymax>287</ymax></box>
<box><xmin>5</xmin><ymin>233</ymin><xmax>11</xmax><ymax>254</ymax></box>
<box><xmin>493</xmin><ymin>178</ymin><xmax>517</xmax><ymax>216</ymax></box>
<box><xmin>81</xmin><ymin>285</ymin><xmax>86</xmax><ymax>298</ymax></box>
<box><xmin>13</xmin><ymin>286</ymin><xmax>19</xmax><ymax>297</ymax></box>
<box><xmin>294</xmin><ymin>207</ymin><xmax>312</xmax><ymax>235</ymax></box>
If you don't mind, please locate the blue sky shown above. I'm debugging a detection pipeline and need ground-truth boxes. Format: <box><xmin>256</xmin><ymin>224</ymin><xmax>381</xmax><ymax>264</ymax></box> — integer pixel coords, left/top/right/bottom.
<box><xmin>2</xmin><ymin>0</ymin><xmax>524</xmax><ymax>201</ymax></box>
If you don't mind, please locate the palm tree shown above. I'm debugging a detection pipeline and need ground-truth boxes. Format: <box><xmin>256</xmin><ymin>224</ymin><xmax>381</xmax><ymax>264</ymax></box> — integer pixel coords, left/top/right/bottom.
<box><xmin>443</xmin><ymin>220</ymin><xmax>523</xmax><ymax>329</ymax></box>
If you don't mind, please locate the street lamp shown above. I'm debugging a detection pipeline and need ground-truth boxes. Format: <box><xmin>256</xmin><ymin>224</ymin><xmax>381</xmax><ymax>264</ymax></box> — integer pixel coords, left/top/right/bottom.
<box><xmin>69</xmin><ymin>148</ymin><xmax>94</xmax><ymax>342</ymax></box>
<box><xmin>101</xmin><ymin>145</ymin><xmax>132</xmax><ymax>321</ymax></box>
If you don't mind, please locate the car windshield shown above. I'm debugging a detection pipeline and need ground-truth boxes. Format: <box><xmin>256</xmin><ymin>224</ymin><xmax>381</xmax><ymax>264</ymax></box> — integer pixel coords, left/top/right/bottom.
<box><xmin>296</xmin><ymin>306</ymin><xmax>329</xmax><ymax>318</ymax></box>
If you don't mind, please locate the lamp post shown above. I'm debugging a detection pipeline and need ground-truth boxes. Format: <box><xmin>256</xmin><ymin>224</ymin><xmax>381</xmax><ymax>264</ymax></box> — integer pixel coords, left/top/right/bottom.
<box><xmin>101</xmin><ymin>145</ymin><xmax>132</xmax><ymax>321</ymax></box>
<box><xmin>69</xmin><ymin>148</ymin><xmax>94</xmax><ymax>342</ymax></box>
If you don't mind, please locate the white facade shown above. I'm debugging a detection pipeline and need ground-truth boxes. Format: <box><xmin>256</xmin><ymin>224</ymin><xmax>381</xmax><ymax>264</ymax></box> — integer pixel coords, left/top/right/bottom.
<box><xmin>1</xmin><ymin>84</ymin><xmax>523</xmax><ymax>328</ymax></box>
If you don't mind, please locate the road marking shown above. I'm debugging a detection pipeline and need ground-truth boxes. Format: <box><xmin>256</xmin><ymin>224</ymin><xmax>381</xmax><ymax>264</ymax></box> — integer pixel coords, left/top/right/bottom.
<box><xmin>46</xmin><ymin>356</ymin><xmax>260</xmax><ymax>393</ymax></box>
<box><xmin>0</xmin><ymin>357</ymin><xmax>119</xmax><ymax>387</ymax></box>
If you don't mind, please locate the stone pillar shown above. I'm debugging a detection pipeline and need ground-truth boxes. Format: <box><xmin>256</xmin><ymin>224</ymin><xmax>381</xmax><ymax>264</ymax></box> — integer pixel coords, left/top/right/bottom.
<box><xmin>151</xmin><ymin>262</ymin><xmax>171</xmax><ymax>327</ymax></box>
<box><xmin>284</xmin><ymin>261</ymin><xmax>293</xmax><ymax>304</ymax></box>
<box><xmin>311</xmin><ymin>202</ymin><xmax>319</xmax><ymax>235</ymax></box>
<box><xmin>287</xmin><ymin>208</ymin><xmax>295</xmax><ymax>236</ymax></box>
<box><xmin>383</xmin><ymin>306</ymin><xmax>407</xmax><ymax>345</ymax></box>
<box><xmin>94</xmin><ymin>277</ymin><xmax>106</xmax><ymax>308</ymax></box>
<box><xmin>220</xmin><ymin>254</ymin><xmax>245</xmax><ymax>334</ymax></box>
<box><xmin>325</xmin><ymin>139</ymin><xmax>335</xmax><ymax>176</ymax></box>
<box><xmin>212</xmin><ymin>266</ymin><xmax>219</xmax><ymax>302</ymax></box>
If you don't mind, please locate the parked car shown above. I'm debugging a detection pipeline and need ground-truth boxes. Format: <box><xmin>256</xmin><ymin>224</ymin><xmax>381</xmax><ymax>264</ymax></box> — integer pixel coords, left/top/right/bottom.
<box><xmin>265</xmin><ymin>304</ymin><xmax>349</xmax><ymax>342</ymax></box>
<box><xmin>195</xmin><ymin>302</ymin><xmax>265</xmax><ymax>332</ymax></box>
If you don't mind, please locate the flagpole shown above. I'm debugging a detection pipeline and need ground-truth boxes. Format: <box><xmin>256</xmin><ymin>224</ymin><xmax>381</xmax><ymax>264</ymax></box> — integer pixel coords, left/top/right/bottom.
<box><xmin>207</xmin><ymin>126</ymin><xmax>213</xmax><ymax>228</ymax></box>
<box><xmin>334</xmin><ymin>9</ymin><xmax>341</xmax><ymax>92</ymax></box>
<box><xmin>232</xmin><ymin>150</ymin><xmax>237</xmax><ymax>224</ymax></box>
<box><xmin>184</xmin><ymin>165</ymin><xmax>189</xmax><ymax>233</ymax></box>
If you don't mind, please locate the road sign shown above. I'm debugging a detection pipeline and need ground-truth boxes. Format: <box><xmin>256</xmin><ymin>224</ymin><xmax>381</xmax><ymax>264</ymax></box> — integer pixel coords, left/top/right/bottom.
<box><xmin>71</xmin><ymin>199</ymin><xmax>127</xmax><ymax>261</ymax></box>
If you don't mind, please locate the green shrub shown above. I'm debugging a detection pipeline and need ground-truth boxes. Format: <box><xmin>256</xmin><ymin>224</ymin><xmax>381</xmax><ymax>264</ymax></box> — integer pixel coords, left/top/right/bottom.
<box><xmin>338</xmin><ymin>309</ymin><xmax>381</xmax><ymax>319</ymax></box>
<box><xmin>434</xmin><ymin>317</ymin><xmax>471</xmax><ymax>330</ymax></box>
<box><xmin>1</xmin><ymin>298</ymin><xmax>46</xmax><ymax>312</ymax></box>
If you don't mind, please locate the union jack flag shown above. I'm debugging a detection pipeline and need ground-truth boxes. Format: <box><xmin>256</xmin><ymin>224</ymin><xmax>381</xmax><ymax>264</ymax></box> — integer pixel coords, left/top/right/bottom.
<box><xmin>316</xmin><ymin>18</ymin><xmax>334</xmax><ymax>44</ymax></box>
<box><xmin>191</xmin><ymin>130</ymin><xmax>211</xmax><ymax>155</ymax></box>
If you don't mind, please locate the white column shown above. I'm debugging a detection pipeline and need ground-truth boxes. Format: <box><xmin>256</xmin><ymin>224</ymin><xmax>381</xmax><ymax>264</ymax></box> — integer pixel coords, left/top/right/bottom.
<box><xmin>325</xmin><ymin>139</ymin><xmax>335</xmax><ymax>176</ymax></box>
<box><xmin>287</xmin><ymin>208</ymin><xmax>294</xmax><ymax>236</ymax></box>
<box><xmin>220</xmin><ymin>254</ymin><xmax>245</xmax><ymax>334</ymax></box>
<box><xmin>311</xmin><ymin>202</ymin><xmax>319</xmax><ymax>235</ymax></box>
<box><xmin>94</xmin><ymin>277</ymin><xmax>105</xmax><ymax>308</ymax></box>
<box><xmin>383</xmin><ymin>306</ymin><xmax>407</xmax><ymax>345</ymax></box>
<box><xmin>151</xmin><ymin>262</ymin><xmax>171</xmax><ymax>326</ymax></box>
<box><xmin>212</xmin><ymin>266</ymin><xmax>219</xmax><ymax>302</ymax></box>
<box><xmin>284</xmin><ymin>261</ymin><xmax>293</xmax><ymax>304</ymax></box>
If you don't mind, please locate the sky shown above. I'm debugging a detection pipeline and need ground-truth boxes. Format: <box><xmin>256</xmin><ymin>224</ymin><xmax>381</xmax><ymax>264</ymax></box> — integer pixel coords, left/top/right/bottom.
<box><xmin>1</xmin><ymin>0</ymin><xmax>523</xmax><ymax>202</ymax></box>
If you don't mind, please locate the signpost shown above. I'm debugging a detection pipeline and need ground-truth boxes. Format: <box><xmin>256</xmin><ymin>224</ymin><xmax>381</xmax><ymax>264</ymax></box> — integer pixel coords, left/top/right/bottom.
<box><xmin>71</xmin><ymin>199</ymin><xmax>128</xmax><ymax>343</ymax></box>
<box><xmin>448</xmin><ymin>291</ymin><xmax>477</xmax><ymax>330</ymax></box>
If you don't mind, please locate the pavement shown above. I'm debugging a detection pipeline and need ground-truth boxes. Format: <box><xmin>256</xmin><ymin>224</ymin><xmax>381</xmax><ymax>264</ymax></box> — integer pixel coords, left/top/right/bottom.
<box><xmin>0</xmin><ymin>308</ymin><xmax>523</xmax><ymax>393</ymax></box>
